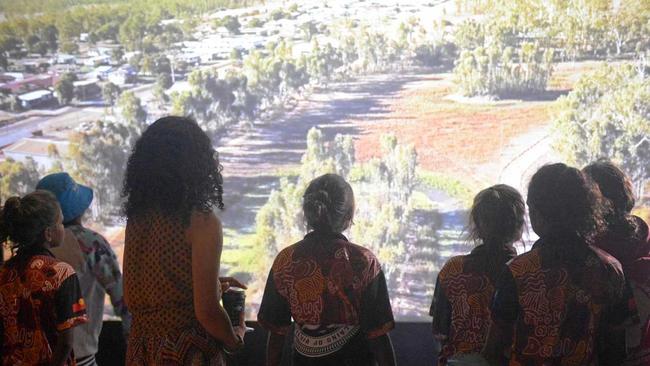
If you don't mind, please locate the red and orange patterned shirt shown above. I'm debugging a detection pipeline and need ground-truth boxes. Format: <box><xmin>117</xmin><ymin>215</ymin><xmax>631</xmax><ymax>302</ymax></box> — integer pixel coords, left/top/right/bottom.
<box><xmin>0</xmin><ymin>249</ymin><xmax>87</xmax><ymax>366</ymax></box>
<box><xmin>492</xmin><ymin>238</ymin><xmax>626</xmax><ymax>366</ymax></box>
<box><xmin>258</xmin><ymin>231</ymin><xmax>394</xmax><ymax>361</ymax></box>
<box><xmin>430</xmin><ymin>244</ymin><xmax>516</xmax><ymax>365</ymax></box>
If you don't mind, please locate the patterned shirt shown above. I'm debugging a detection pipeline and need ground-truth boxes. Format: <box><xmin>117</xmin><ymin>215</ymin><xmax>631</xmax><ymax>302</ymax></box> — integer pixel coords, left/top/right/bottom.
<box><xmin>51</xmin><ymin>225</ymin><xmax>130</xmax><ymax>359</ymax></box>
<box><xmin>492</xmin><ymin>238</ymin><xmax>626</xmax><ymax>366</ymax></box>
<box><xmin>594</xmin><ymin>216</ymin><xmax>650</xmax><ymax>365</ymax></box>
<box><xmin>430</xmin><ymin>244</ymin><xmax>516</xmax><ymax>364</ymax></box>
<box><xmin>258</xmin><ymin>231</ymin><xmax>394</xmax><ymax>360</ymax></box>
<box><xmin>0</xmin><ymin>249</ymin><xmax>88</xmax><ymax>366</ymax></box>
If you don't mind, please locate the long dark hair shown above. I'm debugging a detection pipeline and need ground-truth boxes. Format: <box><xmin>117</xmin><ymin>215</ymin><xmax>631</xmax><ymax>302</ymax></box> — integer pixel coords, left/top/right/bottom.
<box><xmin>122</xmin><ymin>116</ymin><xmax>224</xmax><ymax>225</ymax></box>
<box><xmin>527</xmin><ymin>163</ymin><xmax>605</xmax><ymax>244</ymax></box>
<box><xmin>303</xmin><ymin>174</ymin><xmax>355</xmax><ymax>233</ymax></box>
<box><xmin>583</xmin><ymin>159</ymin><xmax>638</xmax><ymax>240</ymax></box>
<box><xmin>0</xmin><ymin>190</ymin><xmax>60</xmax><ymax>258</ymax></box>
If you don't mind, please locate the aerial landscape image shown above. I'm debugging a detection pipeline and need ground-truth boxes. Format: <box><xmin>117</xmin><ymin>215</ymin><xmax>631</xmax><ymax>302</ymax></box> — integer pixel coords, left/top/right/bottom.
<box><xmin>0</xmin><ymin>0</ymin><xmax>648</xmax><ymax>322</ymax></box>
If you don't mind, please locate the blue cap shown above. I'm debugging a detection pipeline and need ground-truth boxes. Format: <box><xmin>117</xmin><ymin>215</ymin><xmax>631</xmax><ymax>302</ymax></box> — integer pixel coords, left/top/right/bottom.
<box><xmin>36</xmin><ymin>172</ymin><xmax>93</xmax><ymax>223</ymax></box>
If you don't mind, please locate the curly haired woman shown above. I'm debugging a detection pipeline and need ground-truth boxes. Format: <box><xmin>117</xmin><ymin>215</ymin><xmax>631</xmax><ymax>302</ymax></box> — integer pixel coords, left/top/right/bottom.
<box><xmin>122</xmin><ymin>116</ymin><xmax>246</xmax><ymax>365</ymax></box>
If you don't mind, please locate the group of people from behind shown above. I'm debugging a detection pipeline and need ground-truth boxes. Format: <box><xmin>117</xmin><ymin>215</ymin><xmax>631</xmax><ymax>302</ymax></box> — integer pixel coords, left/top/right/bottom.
<box><xmin>432</xmin><ymin>161</ymin><xmax>650</xmax><ymax>365</ymax></box>
<box><xmin>0</xmin><ymin>172</ymin><xmax>130</xmax><ymax>366</ymax></box>
<box><xmin>0</xmin><ymin>115</ymin><xmax>648</xmax><ymax>366</ymax></box>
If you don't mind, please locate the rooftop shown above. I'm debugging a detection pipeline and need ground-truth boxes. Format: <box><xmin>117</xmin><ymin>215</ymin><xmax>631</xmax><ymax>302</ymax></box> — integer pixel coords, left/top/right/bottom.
<box><xmin>3</xmin><ymin>136</ymin><xmax>70</xmax><ymax>157</ymax></box>
<box><xmin>18</xmin><ymin>89</ymin><xmax>53</xmax><ymax>102</ymax></box>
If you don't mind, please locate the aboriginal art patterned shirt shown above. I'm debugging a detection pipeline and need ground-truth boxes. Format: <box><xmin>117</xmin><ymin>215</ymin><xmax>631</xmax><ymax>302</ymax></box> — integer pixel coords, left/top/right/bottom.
<box><xmin>430</xmin><ymin>244</ymin><xmax>517</xmax><ymax>365</ymax></box>
<box><xmin>594</xmin><ymin>216</ymin><xmax>650</xmax><ymax>366</ymax></box>
<box><xmin>0</xmin><ymin>248</ymin><xmax>88</xmax><ymax>366</ymax></box>
<box><xmin>258</xmin><ymin>231</ymin><xmax>395</xmax><ymax>362</ymax></box>
<box><xmin>491</xmin><ymin>237</ymin><xmax>626</xmax><ymax>366</ymax></box>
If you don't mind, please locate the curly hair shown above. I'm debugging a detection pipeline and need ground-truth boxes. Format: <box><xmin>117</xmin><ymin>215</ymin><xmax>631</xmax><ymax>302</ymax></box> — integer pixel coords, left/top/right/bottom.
<box><xmin>527</xmin><ymin>163</ymin><xmax>605</xmax><ymax>244</ymax></box>
<box><xmin>303</xmin><ymin>174</ymin><xmax>355</xmax><ymax>233</ymax></box>
<box><xmin>469</xmin><ymin>184</ymin><xmax>525</xmax><ymax>247</ymax></box>
<box><xmin>583</xmin><ymin>159</ymin><xmax>638</xmax><ymax>240</ymax></box>
<box><xmin>0</xmin><ymin>190</ymin><xmax>60</xmax><ymax>257</ymax></box>
<box><xmin>122</xmin><ymin>116</ymin><xmax>224</xmax><ymax>225</ymax></box>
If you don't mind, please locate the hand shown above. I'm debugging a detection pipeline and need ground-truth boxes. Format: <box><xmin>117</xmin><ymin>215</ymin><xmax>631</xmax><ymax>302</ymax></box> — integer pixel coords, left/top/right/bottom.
<box><xmin>224</xmin><ymin>326</ymin><xmax>246</xmax><ymax>354</ymax></box>
<box><xmin>219</xmin><ymin>277</ymin><xmax>247</xmax><ymax>293</ymax></box>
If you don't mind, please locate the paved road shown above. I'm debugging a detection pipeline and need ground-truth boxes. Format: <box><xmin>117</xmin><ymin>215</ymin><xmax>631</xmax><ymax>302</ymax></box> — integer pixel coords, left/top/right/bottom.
<box><xmin>0</xmin><ymin>107</ymin><xmax>105</xmax><ymax>147</ymax></box>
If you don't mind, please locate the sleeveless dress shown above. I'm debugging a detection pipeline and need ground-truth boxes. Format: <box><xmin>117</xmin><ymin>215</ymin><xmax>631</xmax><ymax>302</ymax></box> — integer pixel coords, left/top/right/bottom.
<box><xmin>124</xmin><ymin>214</ymin><xmax>225</xmax><ymax>366</ymax></box>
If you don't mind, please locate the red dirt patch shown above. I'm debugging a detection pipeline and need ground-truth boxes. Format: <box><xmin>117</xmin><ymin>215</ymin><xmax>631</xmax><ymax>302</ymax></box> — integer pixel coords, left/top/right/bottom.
<box><xmin>354</xmin><ymin>74</ymin><xmax>551</xmax><ymax>182</ymax></box>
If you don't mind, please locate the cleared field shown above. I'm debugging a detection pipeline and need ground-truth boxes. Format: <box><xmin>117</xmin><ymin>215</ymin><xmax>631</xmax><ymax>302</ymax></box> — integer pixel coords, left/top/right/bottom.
<box><xmin>353</xmin><ymin>61</ymin><xmax>608</xmax><ymax>186</ymax></box>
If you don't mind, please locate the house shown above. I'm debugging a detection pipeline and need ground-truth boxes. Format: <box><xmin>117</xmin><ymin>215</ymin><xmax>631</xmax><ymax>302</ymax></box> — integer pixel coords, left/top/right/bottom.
<box><xmin>82</xmin><ymin>55</ymin><xmax>111</xmax><ymax>67</ymax></box>
<box><xmin>2</xmin><ymin>136</ymin><xmax>70</xmax><ymax>170</ymax></box>
<box><xmin>52</xmin><ymin>54</ymin><xmax>76</xmax><ymax>65</ymax></box>
<box><xmin>17</xmin><ymin>89</ymin><xmax>55</xmax><ymax>109</ymax></box>
<box><xmin>107</xmin><ymin>65</ymin><xmax>136</xmax><ymax>85</ymax></box>
<box><xmin>0</xmin><ymin>74</ymin><xmax>59</xmax><ymax>95</ymax></box>
<box><xmin>73</xmin><ymin>79</ymin><xmax>101</xmax><ymax>100</ymax></box>
<box><xmin>94</xmin><ymin>65</ymin><xmax>114</xmax><ymax>80</ymax></box>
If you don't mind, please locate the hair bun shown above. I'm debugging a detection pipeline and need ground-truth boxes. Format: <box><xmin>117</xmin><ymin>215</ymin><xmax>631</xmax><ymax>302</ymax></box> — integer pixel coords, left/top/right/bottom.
<box><xmin>3</xmin><ymin>196</ymin><xmax>22</xmax><ymax>217</ymax></box>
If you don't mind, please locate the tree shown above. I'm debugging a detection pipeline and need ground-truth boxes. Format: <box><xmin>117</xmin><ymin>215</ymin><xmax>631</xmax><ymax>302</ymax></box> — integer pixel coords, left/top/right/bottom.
<box><xmin>230</xmin><ymin>48</ymin><xmax>243</xmax><ymax>61</ymax></box>
<box><xmin>156</xmin><ymin>72</ymin><xmax>173</xmax><ymax>90</ymax></box>
<box><xmin>111</xmin><ymin>47</ymin><xmax>125</xmax><ymax>64</ymax></box>
<box><xmin>54</xmin><ymin>73</ymin><xmax>77</xmax><ymax>105</ymax></box>
<box><xmin>67</xmin><ymin>120</ymin><xmax>139</xmax><ymax>222</ymax></box>
<box><xmin>553</xmin><ymin>63</ymin><xmax>650</xmax><ymax>198</ymax></box>
<box><xmin>117</xmin><ymin>91</ymin><xmax>147</xmax><ymax>130</ymax></box>
<box><xmin>0</xmin><ymin>158</ymin><xmax>40</xmax><ymax>201</ymax></box>
<box><xmin>102</xmin><ymin>82</ymin><xmax>121</xmax><ymax>109</ymax></box>
<box><xmin>59</xmin><ymin>41</ymin><xmax>79</xmax><ymax>54</ymax></box>
<box><xmin>42</xmin><ymin>24</ymin><xmax>58</xmax><ymax>52</ymax></box>
<box><xmin>214</xmin><ymin>15</ymin><xmax>241</xmax><ymax>35</ymax></box>
<box><xmin>251</xmin><ymin>127</ymin><xmax>419</xmax><ymax>286</ymax></box>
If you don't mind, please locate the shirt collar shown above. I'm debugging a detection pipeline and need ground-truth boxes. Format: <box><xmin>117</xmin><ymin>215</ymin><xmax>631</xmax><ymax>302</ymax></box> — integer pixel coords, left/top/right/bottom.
<box><xmin>304</xmin><ymin>230</ymin><xmax>349</xmax><ymax>242</ymax></box>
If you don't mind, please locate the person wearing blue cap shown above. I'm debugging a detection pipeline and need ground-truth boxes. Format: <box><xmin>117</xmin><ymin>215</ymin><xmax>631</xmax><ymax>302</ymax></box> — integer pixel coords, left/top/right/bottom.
<box><xmin>36</xmin><ymin>172</ymin><xmax>131</xmax><ymax>366</ymax></box>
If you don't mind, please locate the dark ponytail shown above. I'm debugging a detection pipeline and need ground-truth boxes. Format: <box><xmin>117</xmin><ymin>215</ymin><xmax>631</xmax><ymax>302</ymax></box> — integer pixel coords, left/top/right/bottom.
<box><xmin>0</xmin><ymin>190</ymin><xmax>60</xmax><ymax>257</ymax></box>
<box><xmin>303</xmin><ymin>174</ymin><xmax>355</xmax><ymax>233</ymax></box>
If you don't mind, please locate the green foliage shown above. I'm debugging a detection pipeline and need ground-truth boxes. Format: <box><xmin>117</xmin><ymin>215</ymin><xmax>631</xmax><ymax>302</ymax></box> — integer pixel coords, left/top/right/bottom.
<box><xmin>269</xmin><ymin>8</ymin><xmax>292</xmax><ymax>21</ymax></box>
<box><xmin>102</xmin><ymin>82</ymin><xmax>121</xmax><ymax>108</ymax></box>
<box><xmin>453</xmin><ymin>42</ymin><xmax>554</xmax><ymax>97</ymax></box>
<box><xmin>117</xmin><ymin>91</ymin><xmax>147</xmax><ymax>130</ymax></box>
<box><xmin>417</xmin><ymin>170</ymin><xmax>473</xmax><ymax>206</ymax></box>
<box><xmin>54</xmin><ymin>73</ymin><xmax>77</xmax><ymax>105</ymax></box>
<box><xmin>455</xmin><ymin>0</ymin><xmax>649</xmax><ymax>60</ymax></box>
<box><xmin>67</xmin><ymin>120</ymin><xmax>139</xmax><ymax>221</ymax></box>
<box><xmin>252</xmin><ymin>128</ymin><xmax>423</xmax><ymax>284</ymax></box>
<box><xmin>214</xmin><ymin>15</ymin><xmax>241</xmax><ymax>35</ymax></box>
<box><xmin>171</xmin><ymin>68</ymin><xmax>257</xmax><ymax>138</ymax></box>
<box><xmin>0</xmin><ymin>158</ymin><xmax>40</xmax><ymax>202</ymax></box>
<box><xmin>247</xmin><ymin>18</ymin><xmax>266</xmax><ymax>28</ymax></box>
<box><xmin>553</xmin><ymin>62</ymin><xmax>650</xmax><ymax>198</ymax></box>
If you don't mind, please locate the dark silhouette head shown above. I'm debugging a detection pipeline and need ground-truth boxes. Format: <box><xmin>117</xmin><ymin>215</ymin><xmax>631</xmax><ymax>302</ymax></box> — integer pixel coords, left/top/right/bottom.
<box><xmin>583</xmin><ymin>159</ymin><xmax>640</xmax><ymax>241</ymax></box>
<box><xmin>469</xmin><ymin>184</ymin><xmax>525</xmax><ymax>248</ymax></box>
<box><xmin>122</xmin><ymin>116</ymin><xmax>224</xmax><ymax>225</ymax></box>
<box><xmin>303</xmin><ymin>174</ymin><xmax>355</xmax><ymax>233</ymax></box>
<box><xmin>0</xmin><ymin>190</ymin><xmax>63</xmax><ymax>257</ymax></box>
<box><xmin>527</xmin><ymin>163</ymin><xmax>605</xmax><ymax>243</ymax></box>
<box><xmin>583</xmin><ymin>159</ymin><xmax>635</xmax><ymax>215</ymax></box>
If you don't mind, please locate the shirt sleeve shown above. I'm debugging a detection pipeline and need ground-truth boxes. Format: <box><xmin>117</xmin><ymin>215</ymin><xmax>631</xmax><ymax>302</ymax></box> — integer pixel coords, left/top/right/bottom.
<box><xmin>92</xmin><ymin>235</ymin><xmax>130</xmax><ymax>331</ymax></box>
<box><xmin>360</xmin><ymin>270</ymin><xmax>395</xmax><ymax>339</ymax></box>
<box><xmin>430</xmin><ymin>275</ymin><xmax>452</xmax><ymax>337</ymax></box>
<box><xmin>55</xmin><ymin>273</ymin><xmax>88</xmax><ymax>331</ymax></box>
<box><xmin>257</xmin><ymin>269</ymin><xmax>293</xmax><ymax>335</ymax></box>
